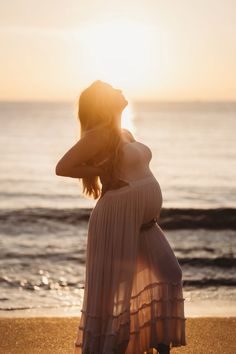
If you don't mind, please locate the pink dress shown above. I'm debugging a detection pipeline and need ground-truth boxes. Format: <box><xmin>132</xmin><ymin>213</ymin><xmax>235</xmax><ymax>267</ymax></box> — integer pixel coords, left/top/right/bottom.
<box><xmin>74</xmin><ymin>138</ymin><xmax>186</xmax><ymax>353</ymax></box>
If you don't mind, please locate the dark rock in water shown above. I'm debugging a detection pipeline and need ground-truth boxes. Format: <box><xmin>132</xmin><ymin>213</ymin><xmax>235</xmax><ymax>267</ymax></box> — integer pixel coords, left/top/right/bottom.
<box><xmin>183</xmin><ymin>278</ymin><xmax>236</xmax><ymax>287</ymax></box>
<box><xmin>159</xmin><ymin>207</ymin><xmax>236</xmax><ymax>229</ymax></box>
<box><xmin>179</xmin><ymin>256</ymin><xmax>236</xmax><ymax>268</ymax></box>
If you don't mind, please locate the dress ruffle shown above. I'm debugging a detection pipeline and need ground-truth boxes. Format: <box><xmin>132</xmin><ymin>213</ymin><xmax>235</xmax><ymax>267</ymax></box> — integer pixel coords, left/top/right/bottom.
<box><xmin>75</xmin><ymin>280</ymin><xmax>186</xmax><ymax>354</ymax></box>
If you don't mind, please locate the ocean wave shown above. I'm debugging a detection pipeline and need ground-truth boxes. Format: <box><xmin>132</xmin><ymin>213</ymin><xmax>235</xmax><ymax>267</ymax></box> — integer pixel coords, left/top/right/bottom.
<box><xmin>0</xmin><ymin>253</ymin><xmax>234</xmax><ymax>268</ymax></box>
<box><xmin>0</xmin><ymin>275</ymin><xmax>235</xmax><ymax>294</ymax></box>
<box><xmin>0</xmin><ymin>207</ymin><xmax>236</xmax><ymax>229</ymax></box>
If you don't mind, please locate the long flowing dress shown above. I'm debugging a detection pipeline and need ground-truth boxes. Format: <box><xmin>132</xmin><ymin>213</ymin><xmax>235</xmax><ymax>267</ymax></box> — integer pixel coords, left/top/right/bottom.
<box><xmin>74</xmin><ymin>137</ymin><xmax>187</xmax><ymax>354</ymax></box>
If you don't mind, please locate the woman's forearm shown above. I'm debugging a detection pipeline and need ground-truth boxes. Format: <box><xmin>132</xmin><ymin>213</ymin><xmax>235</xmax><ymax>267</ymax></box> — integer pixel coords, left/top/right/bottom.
<box><xmin>56</xmin><ymin>164</ymin><xmax>102</xmax><ymax>178</ymax></box>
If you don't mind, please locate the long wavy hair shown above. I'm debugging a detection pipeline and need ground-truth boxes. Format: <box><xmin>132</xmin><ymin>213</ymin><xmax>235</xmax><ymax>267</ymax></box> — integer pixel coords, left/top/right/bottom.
<box><xmin>76</xmin><ymin>80</ymin><xmax>126</xmax><ymax>199</ymax></box>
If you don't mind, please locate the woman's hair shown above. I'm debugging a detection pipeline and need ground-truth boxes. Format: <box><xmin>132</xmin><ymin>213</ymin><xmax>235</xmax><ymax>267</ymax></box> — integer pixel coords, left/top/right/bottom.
<box><xmin>77</xmin><ymin>80</ymin><xmax>125</xmax><ymax>199</ymax></box>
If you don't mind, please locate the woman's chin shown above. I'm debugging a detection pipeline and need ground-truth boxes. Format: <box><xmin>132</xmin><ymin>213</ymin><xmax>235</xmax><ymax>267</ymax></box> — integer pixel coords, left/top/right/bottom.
<box><xmin>115</xmin><ymin>99</ymin><xmax>128</xmax><ymax>113</ymax></box>
<box><xmin>123</xmin><ymin>99</ymin><xmax>128</xmax><ymax>108</ymax></box>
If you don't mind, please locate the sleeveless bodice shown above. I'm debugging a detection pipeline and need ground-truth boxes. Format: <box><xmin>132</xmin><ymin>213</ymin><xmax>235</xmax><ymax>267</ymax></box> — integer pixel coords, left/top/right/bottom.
<box><xmin>115</xmin><ymin>141</ymin><xmax>154</xmax><ymax>183</ymax></box>
<box><xmin>89</xmin><ymin>129</ymin><xmax>155</xmax><ymax>194</ymax></box>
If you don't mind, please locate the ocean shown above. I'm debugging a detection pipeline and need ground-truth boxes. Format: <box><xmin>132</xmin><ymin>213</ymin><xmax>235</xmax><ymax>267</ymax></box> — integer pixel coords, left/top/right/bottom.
<box><xmin>0</xmin><ymin>100</ymin><xmax>235</xmax><ymax>313</ymax></box>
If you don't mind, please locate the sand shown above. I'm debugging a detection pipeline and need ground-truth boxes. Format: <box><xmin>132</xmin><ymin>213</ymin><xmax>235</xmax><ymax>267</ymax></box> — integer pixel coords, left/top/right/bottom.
<box><xmin>0</xmin><ymin>317</ymin><xmax>235</xmax><ymax>354</ymax></box>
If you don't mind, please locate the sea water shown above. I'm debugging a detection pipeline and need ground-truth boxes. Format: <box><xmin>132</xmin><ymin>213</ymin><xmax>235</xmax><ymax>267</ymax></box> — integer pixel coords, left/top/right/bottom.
<box><xmin>0</xmin><ymin>101</ymin><xmax>235</xmax><ymax>313</ymax></box>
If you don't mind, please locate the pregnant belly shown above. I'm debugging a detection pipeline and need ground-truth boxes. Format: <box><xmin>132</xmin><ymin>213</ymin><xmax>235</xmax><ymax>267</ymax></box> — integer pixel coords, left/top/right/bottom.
<box><xmin>142</xmin><ymin>177</ymin><xmax>163</xmax><ymax>223</ymax></box>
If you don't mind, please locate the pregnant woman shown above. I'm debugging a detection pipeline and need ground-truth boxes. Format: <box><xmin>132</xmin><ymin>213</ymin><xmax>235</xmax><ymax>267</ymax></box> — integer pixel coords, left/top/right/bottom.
<box><xmin>55</xmin><ymin>80</ymin><xmax>186</xmax><ymax>353</ymax></box>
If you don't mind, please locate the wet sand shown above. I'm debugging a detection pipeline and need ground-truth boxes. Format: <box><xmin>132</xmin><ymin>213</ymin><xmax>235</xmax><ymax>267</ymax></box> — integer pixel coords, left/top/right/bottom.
<box><xmin>0</xmin><ymin>317</ymin><xmax>235</xmax><ymax>354</ymax></box>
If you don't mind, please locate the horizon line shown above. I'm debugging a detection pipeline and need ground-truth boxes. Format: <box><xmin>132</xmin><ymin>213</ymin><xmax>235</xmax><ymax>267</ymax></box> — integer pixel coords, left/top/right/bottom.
<box><xmin>0</xmin><ymin>99</ymin><xmax>236</xmax><ymax>104</ymax></box>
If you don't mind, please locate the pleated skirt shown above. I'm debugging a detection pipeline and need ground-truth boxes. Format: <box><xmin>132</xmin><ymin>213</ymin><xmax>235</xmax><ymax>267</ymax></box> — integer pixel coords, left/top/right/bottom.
<box><xmin>74</xmin><ymin>175</ymin><xmax>187</xmax><ymax>353</ymax></box>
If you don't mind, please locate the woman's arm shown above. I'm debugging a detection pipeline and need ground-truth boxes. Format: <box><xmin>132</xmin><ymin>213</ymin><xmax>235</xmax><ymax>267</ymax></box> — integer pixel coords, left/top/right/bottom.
<box><xmin>55</xmin><ymin>128</ymin><xmax>107</xmax><ymax>178</ymax></box>
<box><xmin>56</xmin><ymin>163</ymin><xmax>103</xmax><ymax>179</ymax></box>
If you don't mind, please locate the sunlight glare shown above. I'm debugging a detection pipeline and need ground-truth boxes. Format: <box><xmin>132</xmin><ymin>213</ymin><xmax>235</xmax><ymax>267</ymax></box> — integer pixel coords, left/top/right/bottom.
<box><xmin>121</xmin><ymin>103</ymin><xmax>135</xmax><ymax>133</ymax></box>
<box><xmin>76</xmin><ymin>20</ymin><xmax>160</xmax><ymax>90</ymax></box>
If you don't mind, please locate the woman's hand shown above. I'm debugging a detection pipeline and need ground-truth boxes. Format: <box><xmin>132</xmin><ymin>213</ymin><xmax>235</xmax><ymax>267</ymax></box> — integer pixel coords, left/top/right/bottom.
<box><xmin>94</xmin><ymin>158</ymin><xmax>112</xmax><ymax>191</ymax></box>
<box><xmin>55</xmin><ymin>127</ymin><xmax>108</xmax><ymax>177</ymax></box>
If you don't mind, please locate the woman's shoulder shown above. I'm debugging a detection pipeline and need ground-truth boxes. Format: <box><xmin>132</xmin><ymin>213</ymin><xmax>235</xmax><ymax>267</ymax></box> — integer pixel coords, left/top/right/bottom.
<box><xmin>121</xmin><ymin>128</ymin><xmax>136</xmax><ymax>142</ymax></box>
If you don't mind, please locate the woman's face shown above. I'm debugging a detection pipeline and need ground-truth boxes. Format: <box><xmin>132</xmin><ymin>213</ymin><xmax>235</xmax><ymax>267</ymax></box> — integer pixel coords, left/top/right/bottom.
<box><xmin>103</xmin><ymin>82</ymin><xmax>128</xmax><ymax>112</ymax></box>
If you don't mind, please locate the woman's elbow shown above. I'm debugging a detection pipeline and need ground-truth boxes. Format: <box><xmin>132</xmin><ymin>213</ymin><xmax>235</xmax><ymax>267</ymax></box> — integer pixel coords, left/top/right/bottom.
<box><xmin>55</xmin><ymin>164</ymin><xmax>82</xmax><ymax>178</ymax></box>
<box><xmin>55</xmin><ymin>164</ymin><xmax>67</xmax><ymax>176</ymax></box>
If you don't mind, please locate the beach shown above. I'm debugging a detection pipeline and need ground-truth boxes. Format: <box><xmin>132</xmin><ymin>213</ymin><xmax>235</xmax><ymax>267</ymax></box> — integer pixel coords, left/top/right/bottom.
<box><xmin>0</xmin><ymin>316</ymin><xmax>235</xmax><ymax>354</ymax></box>
<box><xmin>1</xmin><ymin>0</ymin><xmax>236</xmax><ymax>349</ymax></box>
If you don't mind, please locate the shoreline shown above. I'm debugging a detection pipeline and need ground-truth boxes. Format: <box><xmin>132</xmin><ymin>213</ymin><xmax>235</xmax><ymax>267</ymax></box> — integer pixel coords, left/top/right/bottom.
<box><xmin>1</xmin><ymin>299</ymin><xmax>236</xmax><ymax>318</ymax></box>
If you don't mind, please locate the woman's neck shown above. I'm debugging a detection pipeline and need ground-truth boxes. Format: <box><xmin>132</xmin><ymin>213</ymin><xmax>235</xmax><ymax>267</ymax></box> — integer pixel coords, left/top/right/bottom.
<box><xmin>113</xmin><ymin>113</ymin><xmax>122</xmax><ymax>131</ymax></box>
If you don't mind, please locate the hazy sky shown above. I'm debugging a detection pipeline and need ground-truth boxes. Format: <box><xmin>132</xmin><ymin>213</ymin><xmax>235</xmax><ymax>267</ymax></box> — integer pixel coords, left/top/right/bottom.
<box><xmin>0</xmin><ymin>1</ymin><xmax>236</xmax><ymax>101</ymax></box>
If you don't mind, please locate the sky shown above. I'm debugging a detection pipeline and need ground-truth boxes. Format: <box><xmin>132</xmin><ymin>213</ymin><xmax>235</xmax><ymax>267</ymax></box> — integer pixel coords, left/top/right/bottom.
<box><xmin>0</xmin><ymin>0</ymin><xmax>236</xmax><ymax>102</ymax></box>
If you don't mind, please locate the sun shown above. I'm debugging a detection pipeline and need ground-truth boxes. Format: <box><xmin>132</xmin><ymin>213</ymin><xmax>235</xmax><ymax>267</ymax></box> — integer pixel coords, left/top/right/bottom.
<box><xmin>68</xmin><ymin>20</ymin><xmax>161</xmax><ymax>131</ymax></box>
<box><xmin>74</xmin><ymin>20</ymin><xmax>160</xmax><ymax>90</ymax></box>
